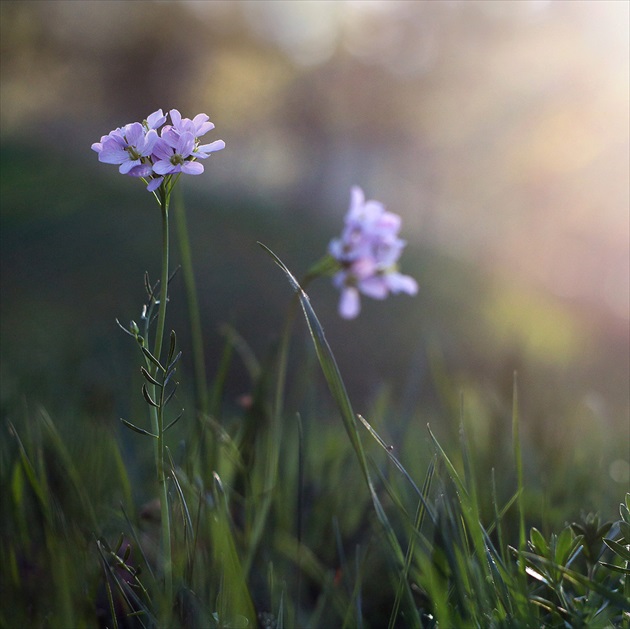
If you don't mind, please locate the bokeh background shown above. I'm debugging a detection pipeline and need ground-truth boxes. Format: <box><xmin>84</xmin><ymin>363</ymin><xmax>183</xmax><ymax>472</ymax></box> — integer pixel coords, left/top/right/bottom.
<box><xmin>1</xmin><ymin>0</ymin><xmax>628</xmax><ymax>515</ymax></box>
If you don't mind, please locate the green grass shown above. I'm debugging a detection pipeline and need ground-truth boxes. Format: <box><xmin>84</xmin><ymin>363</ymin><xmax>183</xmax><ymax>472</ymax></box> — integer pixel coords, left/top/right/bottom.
<box><xmin>1</xmin><ymin>145</ymin><xmax>628</xmax><ymax>627</ymax></box>
<box><xmin>2</xmin><ymin>260</ymin><xmax>628</xmax><ymax>627</ymax></box>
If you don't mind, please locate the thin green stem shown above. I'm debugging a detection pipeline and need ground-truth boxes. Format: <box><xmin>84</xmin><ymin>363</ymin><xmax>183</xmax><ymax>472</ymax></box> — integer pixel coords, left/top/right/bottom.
<box><xmin>157</xmin><ymin>383</ymin><xmax>173</xmax><ymax>620</ymax></box>
<box><xmin>513</xmin><ymin>371</ymin><xmax>525</xmax><ymax>554</ymax></box>
<box><xmin>153</xmin><ymin>188</ymin><xmax>170</xmax><ymax>366</ymax></box>
<box><xmin>174</xmin><ymin>191</ymin><xmax>209</xmax><ymax>416</ymax></box>
<box><xmin>149</xmin><ymin>185</ymin><xmax>173</xmax><ymax>617</ymax></box>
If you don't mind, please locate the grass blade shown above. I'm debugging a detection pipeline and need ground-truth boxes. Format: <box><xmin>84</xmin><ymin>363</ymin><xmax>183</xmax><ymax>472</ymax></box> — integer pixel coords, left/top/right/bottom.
<box><xmin>260</xmin><ymin>242</ymin><xmax>421</xmax><ymax>627</ymax></box>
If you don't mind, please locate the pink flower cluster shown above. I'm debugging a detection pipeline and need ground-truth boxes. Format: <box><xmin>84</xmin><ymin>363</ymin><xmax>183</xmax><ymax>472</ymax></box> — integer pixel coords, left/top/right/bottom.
<box><xmin>92</xmin><ymin>109</ymin><xmax>225</xmax><ymax>192</ymax></box>
<box><xmin>329</xmin><ymin>186</ymin><xmax>418</xmax><ymax>319</ymax></box>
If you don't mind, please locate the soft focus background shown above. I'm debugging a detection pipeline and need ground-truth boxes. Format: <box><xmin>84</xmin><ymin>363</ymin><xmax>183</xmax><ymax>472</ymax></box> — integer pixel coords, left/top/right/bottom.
<box><xmin>1</xmin><ymin>0</ymin><xmax>629</xmax><ymax>516</ymax></box>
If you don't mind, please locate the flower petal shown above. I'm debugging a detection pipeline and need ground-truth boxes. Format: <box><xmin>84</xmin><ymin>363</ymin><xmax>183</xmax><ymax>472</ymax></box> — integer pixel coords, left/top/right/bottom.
<box><xmin>169</xmin><ymin>109</ymin><xmax>182</xmax><ymax>128</ymax></box>
<box><xmin>195</xmin><ymin>139</ymin><xmax>225</xmax><ymax>157</ymax></box>
<box><xmin>119</xmin><ymin>159</ymin><xmax>140</xmax><ymax>175</ymax></box>
<box><xmin>153</xmin><ymin>160</ymin><xmax>176</xmax><ymax>175</ymax></box>
<box><xmin>124</xmin><ymin>122</ymin><xmax>144</xmax><ymax>146</ymax></box>
<box><xmin>339</xmin><ymin>287</ymin><xmax>360</xmax><ymax>319</ymax></box>
<box><xmin>387</xmin><ymin>273</ymin><xmax>418</xmax><ymax>295</ymax></box>
<box><xmin>358</xmin><ymin>276</ymin><xmax>389</xmax><ymax>300</ymax></box>
<box><xmin>181</xmin><ymin>161</ymin><xmax>204</xmax><ymax>175</ymax></box>
<box><xmin>99</xmin><ymin>146</ymin><xmax>129</xmax><ymax>165</ymax></box>
<box><xmin>147</xmin><ymin>176</ymin><xmax>164</xmax><ymax>192</ymax></box>
<box><xmin>128</xmin><ymin>164</ymin><xmax>153</xmax><ymax>177</ymax></box>
<box><xmin>146</xmin><ymin>109</ymin><xmax>166</xmax><ymax>129</ymax></box>
<box><xmin>140</xmin><ymin>129</ymin><xmax>159</xmax><ymax>155</ymax></box>
<box><xmin>151</xmin><ymin>138</ymin><xmax>173</xmax><ymax>161</ymax></box>
<box><xmin>176</xmin><ymin>132</ymin><xmax>196</xmax><ymax>157</ymax></box>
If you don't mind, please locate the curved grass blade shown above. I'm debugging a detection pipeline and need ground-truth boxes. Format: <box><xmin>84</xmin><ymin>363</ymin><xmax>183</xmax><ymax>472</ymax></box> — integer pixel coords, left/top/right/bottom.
<box><xmin>120</xmin><ymin>504</ymin><xmax>156</xmax><ymax>582</ymax></box>
<box><xmin>388</xmin><ymin>457</ymin><xmax>436</xmax><ymax>629</ymax></box>
<box><xmin>357</xmin><ymin>414</ymin><xmax>436</xmax><ymax>526</ymax></box>
<box><xmin>259</xmin><ymin>242</ymin><xmax>420</xmax><ymax>626</ymax></box>
<box><xmin>166</xmin><ymin>448</ymin><xmax>194</xmax><ymax>542</ymax></box>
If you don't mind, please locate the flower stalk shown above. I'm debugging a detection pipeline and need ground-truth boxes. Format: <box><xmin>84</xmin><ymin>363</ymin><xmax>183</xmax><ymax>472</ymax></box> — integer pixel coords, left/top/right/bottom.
<box><xmin>93</xmin><ymin>109</ymin><xmax>225</xmax><ymax>619</ymax></box>
<box><xmin>152</xmin><ymin>185</ymin><xmax>173</xmax><ymax>612</ymax></box>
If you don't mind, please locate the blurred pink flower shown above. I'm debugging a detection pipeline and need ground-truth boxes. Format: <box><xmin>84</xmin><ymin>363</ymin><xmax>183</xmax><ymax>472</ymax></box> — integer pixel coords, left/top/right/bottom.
<box><xmin>330</xmin><ymin>186</ymin><xmax>418</xmax><ymax>319</ymax></box>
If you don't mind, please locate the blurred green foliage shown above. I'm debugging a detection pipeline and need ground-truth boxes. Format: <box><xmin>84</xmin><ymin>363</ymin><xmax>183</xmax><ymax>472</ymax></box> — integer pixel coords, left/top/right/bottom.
<box><xmin>1</xmin><ymin>142</ymin><xmax>627</xmax><ymax>522</ymax></box>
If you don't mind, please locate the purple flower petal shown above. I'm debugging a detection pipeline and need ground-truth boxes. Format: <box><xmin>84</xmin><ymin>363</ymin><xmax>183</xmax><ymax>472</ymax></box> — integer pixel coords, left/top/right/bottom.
<box><xmin>329</xmin><ymin>186</ymin><xmax>417</xmax><ymax>317</ymax></box>
<box><xmin>358</xmin><ymin>276</ymin><xmax>389</xmax><ymax>300</ymax></box>
<box><xmin>153</xmin><ymin>159</ymin><xmax>176</xmax><ymax>175</ymax></box>
<box><xmin>181</xmin><ymin>161</ymin><xmax>204</xmax><ymax>175</ymax></box>
<box><xmin>128</xmin><ymin>164</ymin><xmax>153</xmax><ymax>178</ymax></box>
<box><xmin>151</xmin><ymin>138</ymin><xmax>173</xmax><ymax>161</ymax></box>
<box><xmin>141</xmin><ymin>129</ymin><xmax>159</xmax><ymax>155</ymax></box>
<box><xmin>194</xmin><ymin>139</ymin><xmax>226</xmax><ymax>158</ymax></box>
<box><xmin>124</xmin><ymin>122</ymin><xmax>144</xmax><ymax>146</ymax></box>
<box><xmin>99</xmin><ymin>145</ymin><xmax>129</xmax><ymax>165</ymax></box>
<box><xmin>339</xmin><ymin>287</ymin><xmax>360</xmax><ymax>319</ymax></box>
<box><xmin>176</xmin><ymin>132</ymin><xmax>196</xmax><ymax>158</ymax></box>
<box><xmin>160</xmin><ymin>127</ymin><xmax>180</xmax><ymax>149</ymax></box>
<box><xmin>169</xmin><ymin>109</ymin><xmax>182</xmax><ymax>128</ymax></box>
<box><xmin>146</xmin><ymin>109</ymin><xmax>166</xmax><ymax>129</ymax></box>
<box><xmin>147</xmin><ymin>176</ymin><xmax>164</xmax><ymax>192</ymax></box>
<box><xmin>93</xmin><ymin>109</ymin><xmax>224</xmax><ymax>191</ymax></box>
<box><xmin>387</xmin><ymin>273</ymin><xmax>418</xmax><ymax>295</ymax></box>
<box><xmin>119</xmin><ymin>159</ymin><xmax>141</xmax><ymax>175</ymax></box>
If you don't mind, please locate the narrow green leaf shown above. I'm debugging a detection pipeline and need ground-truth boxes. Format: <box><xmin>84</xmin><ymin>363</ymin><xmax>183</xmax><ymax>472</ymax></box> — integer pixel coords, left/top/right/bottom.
<box><xmin>167</xmin><ymin>330</ymin><xmax>177</xmax><ymax>366</ymax></box>
<box><xmin>522</xmin><ymin>550</ymin><xmax>630</xmax><ymax>611</ymax></box>
<box><xmin>259</xmin><ymin>243</ymin><xmax>364</xmax><ymax>469</ymax></box>
<box><xmin>163</xmin><ymin>383</ymin><xmax>178</xmax><ymax>408</ymax></box>
<box><xmin>555</xmin><ymin>527</ymin><xmax>575</xmax><ymax>565</ymax></box>
<box><xmin>388</xmin><ymin>458</ymin><xmax>436</xmax><ymax>629</ymax></box>
<box><xmin>11</xmin><ymin>461</ymin><xmax>24</xmax><ymax>510</ymax></box>
<box><xmin>599</xmin><ymin>561</ymin><xmax>630</xmax><ymax>574</ymax></box>
<box><xmin>164</xmin><ymin>410</ymin><xmax>184</xmax><ymax>432</ymax></box>
<box><xmin>96</xmin><ymin>538</ymin><xmax>156</xmax><ymax>625</ymax></box>
<box><xmin>166</xmin><ymin>448</ymin><xmax>194</xmax><ymax>537</ymax></box>
<box><xmin>99</xmin><ymin>547</ymin><xmax>120</xmax><ymax>629</ymax></box>
<box><xmin>144</xmin><ymin>270</ymin><xmax>156</xmax><ymax>300</ymax></box>
<box><xmin>427</xmin><ymin>424</ymin><xmax>469</xmax><ymax>500</ymax></box>
<box><xmin>603</xmin><ymin>538</ymin><xmax>630</xmax><ymax>561</ymax></box>
<box><xmin>8</xmin><ymin>421</ymin><xmax>49</xmax><ymax>523</ymax></box>
<box><xmin>529</xmin><ymin>527</ymin><xmax>548</xmax><ymax>557</ymax></box>
<box><xmin>358</xmin><ymin>414</ymin><xmax>436</xmax><ymax>525</ymax></box>
<box><xmin>260</xmin><ymin>242</ymin><xmax>420</xmax><ymax>627</ymax></box>
<box><xmin>141</xmin><ymin>346</ymin><xmax>165</xmax><ymax>373</ymax></box>
<box><xmin>120</xmin><ymin>504</ymin><xmax>156</xmax><ymax>582</ymax></box>
<box><xmin>167</xmin><ymin>350</ymin><xmax>182</xmax><ymax>376</ymax></box>
<box><xmin>140</xmin><ymin>366</ymin><xmax>162</xmax><ymax>387</ymax></box>
<box><xmin>141</xmin><ymin>383</ymin><xmax>160</xmax><ymax>408</ymax></box>
<box><xmin>38</xmin><ymin>407</ymin><xmax>98</xmax><ymax>528</ymax></box>
<box><xmin>164</xmin><ymin>367</ymin><xmax>178</xmax><ymax>388</ymax></box>
<box><xmin>120</xmin><ymin>418</ymin><xmax>158</xmax><ymax>438</ymax></box>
